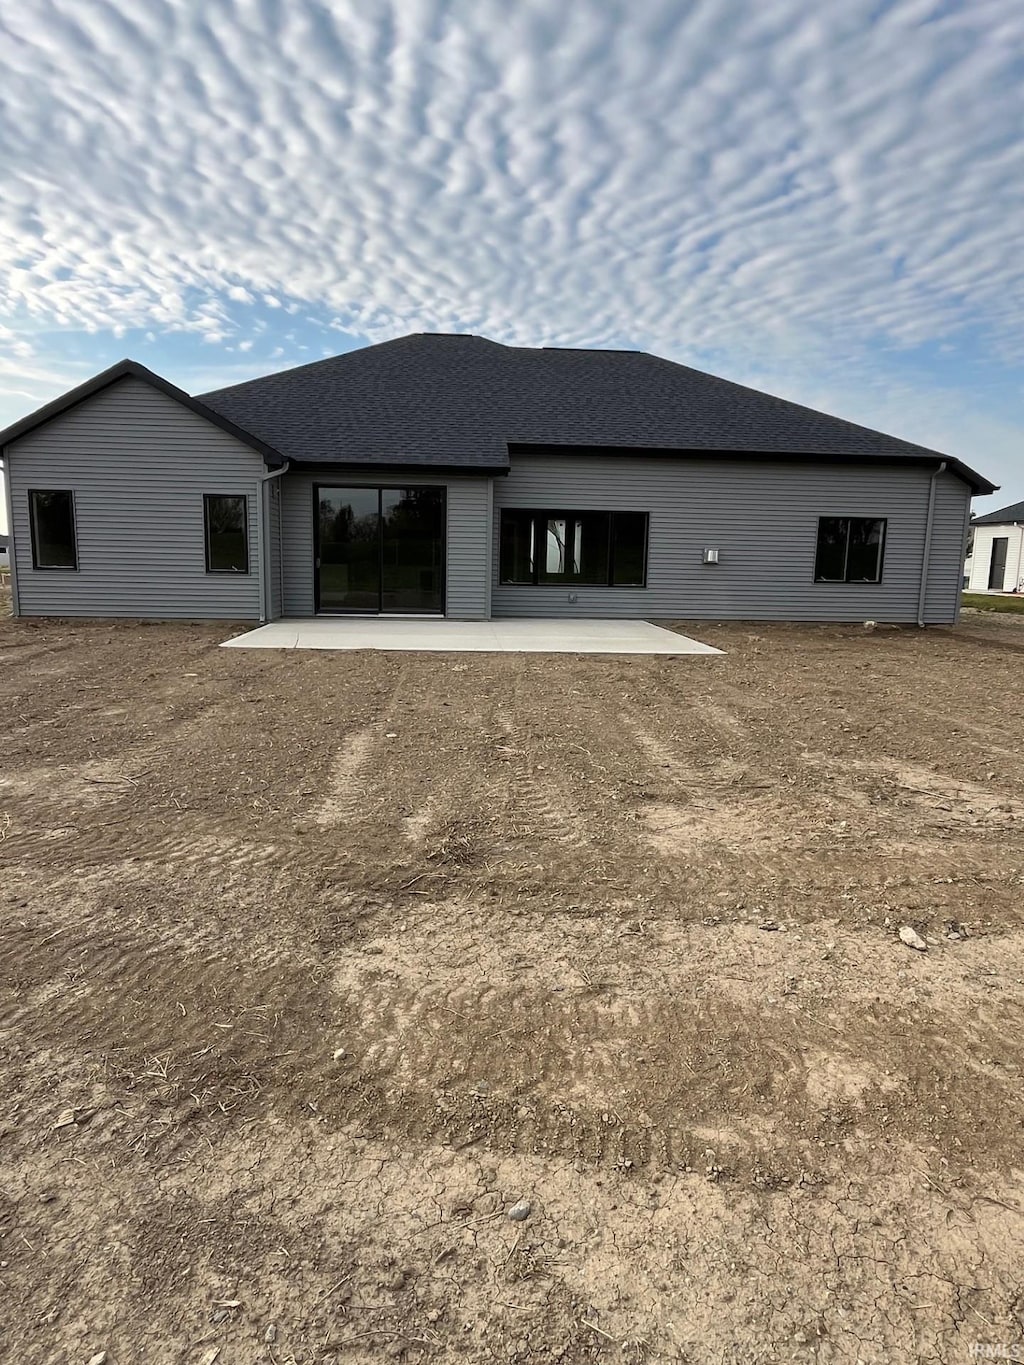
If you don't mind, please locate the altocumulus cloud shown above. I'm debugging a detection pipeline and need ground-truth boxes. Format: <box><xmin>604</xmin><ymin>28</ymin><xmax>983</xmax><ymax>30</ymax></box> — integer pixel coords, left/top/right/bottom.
<box><xmin>1</xmin><ymin>0</ymin><xmax>1023</xmax><ymax>497</ymax></box>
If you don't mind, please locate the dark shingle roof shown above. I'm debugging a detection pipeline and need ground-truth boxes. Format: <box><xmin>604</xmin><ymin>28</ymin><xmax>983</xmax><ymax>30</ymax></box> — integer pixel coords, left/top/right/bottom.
<box><xmin>973</xmin><ymin>499</ymin><xmax>1024</xmax><ymax>525</ymax></box>
<box><xmin>197</xmin><ymin>333</ymin><xmax>988</xmax><ymax>492</ymax></box>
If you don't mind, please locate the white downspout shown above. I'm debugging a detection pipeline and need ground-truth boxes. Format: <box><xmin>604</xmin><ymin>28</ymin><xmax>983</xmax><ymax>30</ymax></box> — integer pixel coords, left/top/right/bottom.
<box><xmin>917</xmin><ymin>460</ymin><xmax>947</xmax><ymax>628</ymax></box>
<box><xmin>256</xmin><ymin>461</ymin><xmax>290</xmax><ymax>622</ymax></box>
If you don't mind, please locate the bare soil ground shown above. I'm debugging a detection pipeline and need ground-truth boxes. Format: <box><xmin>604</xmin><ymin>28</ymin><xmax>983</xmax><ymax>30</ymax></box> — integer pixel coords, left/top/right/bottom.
<box><xmin>2</xmin><ymin>598</ymin><xmax>1024</xmax><ymax>1364</ymax></box>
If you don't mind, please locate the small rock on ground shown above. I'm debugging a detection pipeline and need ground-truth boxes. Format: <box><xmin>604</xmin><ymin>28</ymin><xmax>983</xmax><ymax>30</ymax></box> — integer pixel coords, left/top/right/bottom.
<box><xmin>898</xmin><ymin>925</ymin><xmax>928</xmax><ymax>952</ymax></box>
<box><xmin>507</xmin><ymin>1198</ymin><xmax>532</xmax><ymax>1221</ymax></box>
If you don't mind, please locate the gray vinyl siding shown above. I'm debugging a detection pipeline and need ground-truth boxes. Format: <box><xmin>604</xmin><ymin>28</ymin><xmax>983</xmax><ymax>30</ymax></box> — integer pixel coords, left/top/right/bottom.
<box><xmin>267</xmin><ymin>479</ymin><xmax>283</xmax><ymax>620</ymax></box>
<box><xmin>6</xmin><ymin>376</ymin><xmax>263</xmax><ymax>619</ymax></box>
<box><xmin>493</xmin><ymin>454</ymin><xmax>970</xmax><ymax>624</ymax></box>
<box><xmin>280</xmin><ymin>468</ymin><xmax>492</xmax><ymax>619</ymax></box>
<box><xmin>924</xmin><ymin>471</ymin><xmax>972</xmax><ymax>624</ymax></box>
<box><xmin>482</xmin><ymin>476</ymin><xmax>495</xmax><ymax>620</ymax></box>
<box><xmin>2</xmin><ymin>466</ymin><xmax>17</xmax><ymax>615</ymax></box>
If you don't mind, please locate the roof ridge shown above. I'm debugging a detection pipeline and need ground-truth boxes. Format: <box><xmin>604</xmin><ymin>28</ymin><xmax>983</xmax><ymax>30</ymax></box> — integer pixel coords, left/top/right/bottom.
<box><xmin>538</xmin><ymin>345</ymin><xmax>644</xmax><ymax>354</ymax></box>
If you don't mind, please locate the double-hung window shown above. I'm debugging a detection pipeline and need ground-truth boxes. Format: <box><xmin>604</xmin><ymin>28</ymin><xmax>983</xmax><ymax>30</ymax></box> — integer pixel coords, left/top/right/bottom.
<box><xmin>29</xmin><ymin>490</ymin><xmax>78</xmax><ymax>569</ymax></box>
<box><xmin>204</xmin><ymin>494</ymin><xmax>249</xmax><ymax>573</ymax></box>
<box><xmin>499</xmin><ymin>509</ymin><xmax>648</xmax><ymax>587</ymax></box>
<box><xmin>814</xmin><ymin>517</ymin><xmax>886</xmax><ymax>583</ymax></box>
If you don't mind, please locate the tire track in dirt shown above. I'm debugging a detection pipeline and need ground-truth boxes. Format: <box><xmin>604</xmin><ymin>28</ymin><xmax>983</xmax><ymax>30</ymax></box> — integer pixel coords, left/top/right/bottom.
<box><xmin>313</xmin><ymin>727</ymin><xmax>379</xmax><ymax>827</ymax></box>
<box><xmin>0</xmin><ymin>760</ymin><xmax>140</xmax><ymax>811</ymax></box>
<box><xmin>0</xmin><ymin>916</ymin><xmax>329</xmax><ymax>1073</ymax></box>
<box><xmin>302</xmin><ymin>656</ymin><xmax>440</xmax><ymax>840</ymax></box>
<box><xmin>0</xmin><ymin>688</ymin><xmax>272</xmax><ymax>870</ymax></box>
<box><xmin>621</xmin><ymin>713</ymin><xmax>809</xmax><ymax>867</ymax></box>
<box><xmin>488</xmin><ymin>664</ymin><xmax>628</xmax><ymax>850</ymax></box>
<box><xmin>303</xmin><ymin>659</ymin><xmax>572</xmax><ymax>859</ymax></box>
<box><xmin>2</xmin><ymin>681</ymin><xmax>226</xmax><ymax>771</ymax></box>
<box><xmin>367</xmin><ymin>661</ymin><xmax>520</xmax><ymax>851</ymax></box>
<box><xmin>0</xmin><ymin>925</ymin><xmax>214</xmax><ymax>1039</ymax></box>
<box><xmin>627</xmin><ymin>724</ymin><xmax>749</xmax><ymax>788</ymax></box>
<box><xmin>491</xmin><ymin>723</ymin><xmax>590</xmax><ymax>847</ymax></box>
<box><xmin>4</xmin><ymin>840</ymin><xmax>334</xmax><ymax>953</ymax></box>
<box><xmin>325</xmin><ymin>962</ymin><xmax>812</xmax><ymax>1171</ymax></box>
<box><xmin>122</xmin><ymin>826</ymin><xmax>286</xmax><ymax>869</ymax></box>
<box><xmin>1</xmin><ymin>812</ymin><xmax>289</xmax><ymax>872</ymax></box>
<box><xmin>320</xmin><ymin>886</ymin><xmax>1024</xmax><ymax>1161</ymax></box>
<box><xmin>0</xmin><ymin>840</ymin><xmax>344</xmax><ymax>1050</ymax></box>
<box><xmin>799</xmin><ymin>751</ymin><xmax>1024</xmax><ymax>826</ymax></box>
<box><xmin>325</xmin><ymin>1063</ymin><xmax>777</xmax><ymax>1173</ymax></box>
<box><xmin>324</xmin><ymin>965</ymin><xmax>1024</xmax><ymax>1172</ymax></box>
<box><xmin>430</xmin><ymin>713</ymin><xmax>534</xmax><ymax>853</ymax></box>
<box><xmin>0</xmin><ymin>639</ymin><xmax>80</xmax><ymax>664</ymax></box>
<box><xmin>619</xmin><ymin>710</ymin><xmax>1024</xmax><ymax>874</ymax></box>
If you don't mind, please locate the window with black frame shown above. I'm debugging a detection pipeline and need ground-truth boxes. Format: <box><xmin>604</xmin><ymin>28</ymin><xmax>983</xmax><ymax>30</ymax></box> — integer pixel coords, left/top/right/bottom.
<box><xmin>814</xmin><ymin>516</ymin><xmax>886</xmax><ymax>583</ymax></box>
<box><xmin>204</xmin><ymin>494</ymin><xmax>249</xmax><ymax>573</ymax></box>
<box><xmin>499</xmin><ymin>509</ymin><xmax>648</xmax><ymax>586</ymax></box>
<box><xmin>29</xmin><ymin>490</ymin><xmax>78</xmax><ymax>569</ymax></box>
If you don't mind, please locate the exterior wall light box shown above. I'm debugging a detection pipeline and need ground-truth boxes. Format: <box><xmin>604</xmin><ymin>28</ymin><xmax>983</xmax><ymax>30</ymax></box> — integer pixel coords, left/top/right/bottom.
<box><xmin>703</xmin><ymin>548</ymin><xmax>720</xmax><ymax>564</ymax></box>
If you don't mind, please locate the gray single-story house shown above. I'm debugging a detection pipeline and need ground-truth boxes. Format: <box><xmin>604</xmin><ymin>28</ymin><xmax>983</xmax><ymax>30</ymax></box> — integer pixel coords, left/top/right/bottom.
<box><xmin>0</xmin><ymin>333</ymin><xmax>995</xmax><ymax>625</ymax></box>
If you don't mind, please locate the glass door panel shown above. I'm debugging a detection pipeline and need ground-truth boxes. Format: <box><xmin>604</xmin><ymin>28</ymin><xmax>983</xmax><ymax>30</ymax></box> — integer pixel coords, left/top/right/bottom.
<box><xmin>381</xmin><ymin>488</ymin><xmax>446</xmax><ymax>613</ymax></box>
<box><xmin>317</xmin><ymin>487</ymin><xmax>381</xmax><ymax>612</ymax></box>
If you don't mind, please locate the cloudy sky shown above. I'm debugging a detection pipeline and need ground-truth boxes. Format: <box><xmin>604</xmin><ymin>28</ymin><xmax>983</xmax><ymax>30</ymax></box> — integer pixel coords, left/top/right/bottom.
<box><xmin>1</xmin><ymin>0</ymin><xmax>1022</xmax><ymax>526</ymax></box>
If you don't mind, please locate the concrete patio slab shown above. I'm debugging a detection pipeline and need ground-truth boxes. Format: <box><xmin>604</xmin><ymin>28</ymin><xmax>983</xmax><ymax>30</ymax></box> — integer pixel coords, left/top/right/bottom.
<box><xmin>221</xmin><ymin>618</ymin><xmax>722</xmax><ymax>655</ymax></box>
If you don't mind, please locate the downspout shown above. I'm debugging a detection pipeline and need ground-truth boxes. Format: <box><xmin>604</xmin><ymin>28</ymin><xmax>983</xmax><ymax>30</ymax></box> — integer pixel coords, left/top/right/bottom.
<box><xmin>278</xmin><ymin>480</ymin><xmax>285</xmax><ymax>610</ymax></box>
<box><xmin>256</xmin><ymin>461</ymin><xmax>290</xmax><ymax>622</ymax></box>
<box><xmin>917</xmin><ymin>460</ymin><xmax>947</xmax><ymax>628</ymax></box>
<box><xmin>1</xmin><ymin>453</ymin><xmax>19</xmax><ymax>618</ymax></box>
<box><xmin>955</xmin><ymin>493</ymin><xmax>973</xmax><ymax>623</ymax></box>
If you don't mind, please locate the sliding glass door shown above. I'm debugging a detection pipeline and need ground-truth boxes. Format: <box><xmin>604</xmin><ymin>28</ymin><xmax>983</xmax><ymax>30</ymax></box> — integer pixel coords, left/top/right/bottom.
<box><xmin>316</xmin><ymin>486</ymin><xmax>445</xmax><ymax>614</ymax></box>
<box><xmin>381</xmin><ymin>488</ymin><xmax>446</xmax><ymax>612</ymax></box>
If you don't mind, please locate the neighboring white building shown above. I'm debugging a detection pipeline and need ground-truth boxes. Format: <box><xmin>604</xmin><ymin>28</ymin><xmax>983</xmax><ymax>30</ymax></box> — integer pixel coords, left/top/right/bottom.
<box><xmin>967</xmin><ymin>500</ymin><xmax>1024</xmax><ymax>594</ymax></box>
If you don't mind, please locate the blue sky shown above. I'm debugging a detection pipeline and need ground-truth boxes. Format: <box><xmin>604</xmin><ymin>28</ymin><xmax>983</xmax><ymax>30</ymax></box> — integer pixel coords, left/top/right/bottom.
<box><xmin>1</xmin><ymin>0</ymin><xmax>1022</xmax><ymax>532</ymax></box>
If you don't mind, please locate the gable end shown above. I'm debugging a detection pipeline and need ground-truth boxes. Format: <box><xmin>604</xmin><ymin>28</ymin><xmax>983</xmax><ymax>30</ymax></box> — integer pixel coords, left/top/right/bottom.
<box><xmin>0</xmin><ymin>360</ymin><xmax>283</xmax><ymax>465</ymax></box>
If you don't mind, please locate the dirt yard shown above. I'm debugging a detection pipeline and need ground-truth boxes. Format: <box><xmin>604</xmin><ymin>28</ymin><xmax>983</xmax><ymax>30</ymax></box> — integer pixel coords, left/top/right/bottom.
<box><xmin>2</xmin><ymin>600</ymin><xmax>1023</xmax><ymax>1364</ymax></box>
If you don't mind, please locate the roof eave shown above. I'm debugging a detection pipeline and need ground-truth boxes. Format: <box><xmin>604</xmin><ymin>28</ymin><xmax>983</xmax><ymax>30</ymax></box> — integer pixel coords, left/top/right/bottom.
<box><xmin>283</xmin><ymin>457</ymin><xmax>507</xmax><ymax>475</ymax></box>
<box><xmin>506</xmin><ymin>442</ymin><xmax>996</xmax><ymax>495</ymax></box>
